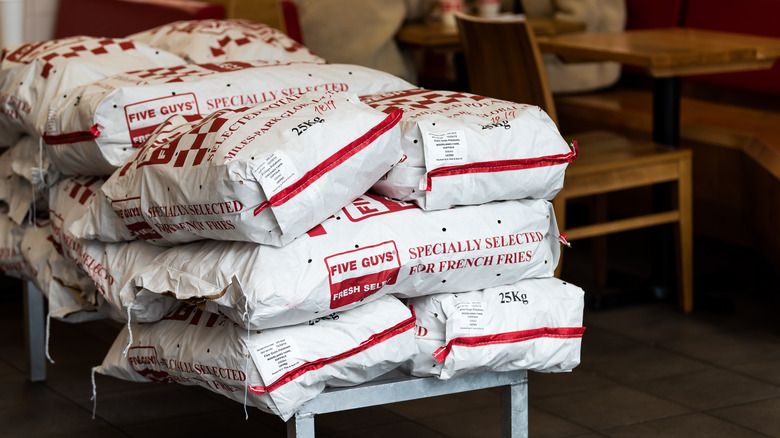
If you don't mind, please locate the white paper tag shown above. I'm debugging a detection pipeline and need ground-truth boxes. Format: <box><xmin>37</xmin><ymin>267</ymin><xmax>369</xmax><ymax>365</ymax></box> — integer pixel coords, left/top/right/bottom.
<box><xmin>424</xmin><ymin>130</ymin><xmax>467</xmax><ymax>167</ymax></box>
<box><xmin>450</xmin><ymin>300</ymin><xmax>486</xmax><ymax>333</ymax></box>
<box><xmin>251</xmin><ymin>337</ymin><xmax>304</xmax><ymax>382</ymax></box>
<box><xmin>255</xmin><ymin>151</ymin><xmax>299</xmax><ymax>198</ymax></box>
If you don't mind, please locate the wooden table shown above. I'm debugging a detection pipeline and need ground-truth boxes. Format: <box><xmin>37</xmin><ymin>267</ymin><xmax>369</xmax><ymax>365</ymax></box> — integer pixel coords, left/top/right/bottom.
<box><xmin>398</xmin><ymin>16</ymin><xmax>586</xmax><ymax>49</ymax></box>
<box><xmin>537</xmin><ymin>27</ymin><xmax>780</xmax><ymax>146</ymax></box>
<box><xmin>539</xmin><ymin>27</ymin><xmax>780</xmax><ymax>307</ymax></box>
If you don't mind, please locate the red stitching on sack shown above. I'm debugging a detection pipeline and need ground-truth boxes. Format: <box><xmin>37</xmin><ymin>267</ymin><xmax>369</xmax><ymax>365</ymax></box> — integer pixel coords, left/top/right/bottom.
<box><xmin>109</xmin><ymin>196</ymin><xmax>142</xmax><ymax>204</ymax></box>
<box><xmin>42</xmin><ymin>124</ymin><xmax>102</xmax><ymax>145</ymax></box>
<box><xmin>424</xmin><ymin>141</ymin><xmax>579</xmax><ymax>192</ymax></box>
<box><xmin>253</xmin><ymin>108</ymin><xmax>403</xmax><ymax>216</ymax></box>
<box><xmin>432</xmin><ymin>326</ymin><xmax>586</xmax><ymax>363</ymax></box>
<box><xmin>246</xmin><ymin>313</ymin><xmax>415</xmax><ymax>395</ymax></box>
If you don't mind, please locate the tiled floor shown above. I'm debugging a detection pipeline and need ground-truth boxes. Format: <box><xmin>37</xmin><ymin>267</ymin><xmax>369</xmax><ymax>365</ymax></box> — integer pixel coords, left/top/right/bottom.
<box><xmin>1</xmin><ymin>232</ymin><xmax>779</xmax><ymax>437</ymax></box>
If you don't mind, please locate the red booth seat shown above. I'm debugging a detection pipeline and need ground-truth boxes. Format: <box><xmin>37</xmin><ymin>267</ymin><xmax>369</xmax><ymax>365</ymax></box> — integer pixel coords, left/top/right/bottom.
<box><xmin>54</xmin><ymin>0</ymin><xmax>225</xmax><ymax>39</ymax></box>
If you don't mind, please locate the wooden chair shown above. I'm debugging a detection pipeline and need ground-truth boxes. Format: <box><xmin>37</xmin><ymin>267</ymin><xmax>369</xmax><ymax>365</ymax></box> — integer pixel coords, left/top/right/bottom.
<box><xmin>455</xmin><ymin>13</ymin><xmax>694</xmax><ymax>312</ymax></box>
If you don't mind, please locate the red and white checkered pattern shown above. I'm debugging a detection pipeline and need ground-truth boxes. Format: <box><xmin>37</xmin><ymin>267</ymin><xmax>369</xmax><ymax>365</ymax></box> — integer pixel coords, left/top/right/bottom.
<box><xmin>9</xmin><ymin>38</ymin><xmax>138</xmax><ymax>78</ymax></box>
<box><xmin>363</xmin><ymin>88</ymin><xmax>500</xmax><ymax>114</ymax></box>
<box><xmin>66</xmin><ymin>176</ymin><xmax>103</xmax><ymax>205</ymax></box>
<box><xmin>2</xmin><ymin>37</ymin><xmax>92</xmax><ymax>67</ymax></box>
<box><xmin>129</xmin><ymin>19</ymin><xmax>324</xmax><ymax>64</ymax></box>
<box><xmin>128</xmin><ymin>64</ymin><xmax>204</xmax><ymax>82</ymax></box>
<box><xmin>167</xmin><ymin>112</ymin><xmax>231</xmax><ymax>168</ymax></box>
<box><xmin>124</xmin><ymin>60</ymin><xmax>270</xmax><ymax>84</ymax></box>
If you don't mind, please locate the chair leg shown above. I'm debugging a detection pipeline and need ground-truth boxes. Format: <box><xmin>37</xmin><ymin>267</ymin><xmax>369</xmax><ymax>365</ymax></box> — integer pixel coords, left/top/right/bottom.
<box><xmin>552</xmin><ymin>195</ymin><xmax>566</xmax><ymax>278</ymax></box>
<box><xmin>677</xmin><ymin>155</ymin><xmax>694</xmax><ymax>312</ymax></box>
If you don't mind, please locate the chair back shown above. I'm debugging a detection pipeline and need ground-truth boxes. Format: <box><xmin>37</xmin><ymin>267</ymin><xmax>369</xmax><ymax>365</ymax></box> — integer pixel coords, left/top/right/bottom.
<box><xmin>454</xmin><ymin>12</ymin><xmax>558</xmax><ymax>124</ymax></box>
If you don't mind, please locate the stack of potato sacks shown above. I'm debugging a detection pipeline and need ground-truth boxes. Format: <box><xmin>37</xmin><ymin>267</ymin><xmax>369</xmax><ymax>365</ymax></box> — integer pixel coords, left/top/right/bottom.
<box><xmin>0</xmin><ymin>19</ymin><xmax>584</xmax><ymax>421</ymax></box>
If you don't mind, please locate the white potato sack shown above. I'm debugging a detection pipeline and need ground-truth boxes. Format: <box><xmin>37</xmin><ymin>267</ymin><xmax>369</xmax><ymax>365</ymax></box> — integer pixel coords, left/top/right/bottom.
<box><xmin>20</xmin><ymin>221</ymin><xmax>102</xmax><ymax>322</ymax></box>
<box><xmin>46</xmin><ymin>176</ymin><xmax>170</xmax><ymax>321</ymax></box>
<box><xmin>76</xmin><ymin>239</ymin><xmax>176</xmax><ymax>323</ymax></box>
<box><xmin>48</xmin><ymin>176</ymin><xmax>105</xmax><ymax>265</ymax></box>
<box><xmin>0</xmin><ymin>208</ymin><xmax>28</xmax><ymax>279</ymax></box>
<box><xmin>404</xmin><ymin>278</ymin><xmax>585</xmax><ymax>380</ymax></box>
<box><xmin>127</xmin><ymin>19</ymin><xmax>324</xmax><ymax>64</ymax></box>
<box><xmin>132</xmin><ymin>194</ymin><xmax>562</xmax><ymax>330</ymax></box>
<box><xmin>68</xmin><ymin>188</ymin><xmax>135</xmax><ymax>242</ymax></box>
<box><xmin>0</xmin><ymin>36</ymin><xmax>185</xmax><ymax>146</ymax></box>
<box><xmin>44</xmin><ymin>60</ymin><xmax>414</xmax><ymax>176</ymax></box>
<box><xmin>102</xmin><ymin>90</ymin><xmax>403</xmax><ymax>246</ymax></box>
<box><xmin>362</xmin><ymin>89</ymin><xmax>577</xmax><ymax>210</ymax></box>
<box><xmin>94</xmin><ymin>294</ymin><xmax>416</xmax><ymax>421</ymax></box>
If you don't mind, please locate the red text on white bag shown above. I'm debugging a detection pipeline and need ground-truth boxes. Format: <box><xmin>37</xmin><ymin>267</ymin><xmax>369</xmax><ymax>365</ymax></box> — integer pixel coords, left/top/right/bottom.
<box><xmin>342</xmin><ymin>193</ymin><xmax>417</xmax><ymax>222</ymax></box>
<box><xmin>325</xmin><ymin>241</ymin><xmax>401</xmax><ymax>308</ymax></box>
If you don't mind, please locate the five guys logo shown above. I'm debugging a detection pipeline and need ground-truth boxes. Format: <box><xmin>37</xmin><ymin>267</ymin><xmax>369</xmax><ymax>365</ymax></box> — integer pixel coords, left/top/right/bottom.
<box><xmin>325</xmin><ymin>241</ymin><xmax>401</xmax><ymax>308</ymax></box>
<box><xmin>124</xmin><ymin>93</ymin><xmax>200</xmax><ymax>147</ymax></box>
<box><xmin>342</xmin><ymin>193</ymin><xmax>417</xmax><ymax>222</ymax></box>
<box><xmin>127</xmin><ymin>346</ymin><xmax>172</xmax><ymax>383</ymax></box>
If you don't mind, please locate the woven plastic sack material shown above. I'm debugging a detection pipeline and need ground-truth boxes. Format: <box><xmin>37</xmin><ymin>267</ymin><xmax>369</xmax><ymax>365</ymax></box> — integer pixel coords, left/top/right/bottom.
<box><xmin>77</xmin><ymin>239</ymin><xmax>176</xmax><ymax>323</ymax></box>
<box><xmin>362</xmin><ymin>89</ymin><xmax>577</xmax><ymax>210</ymax></box>
<box><xmin>44</xmin><ymin>61</ymin><xmax>414</xmax><ymax>176</ymax></box>
<box><xmin>0</xmin><ymin>208</ymin><xmax>27</xmax><ymax>279</ymax></box>
<box><xmin>95</xmin><ymin>294</ymin><xmax>416</xmax><ymax>421</ymax></box>
<box><xmin>0</xmin><ymin>36</ymin><xmax>185</xmax><ymax>146</ymax></box>
<box><xmin>21</xmin><ymin>221</ymin><xmax>102</xmax><ymax>322</ymax></box>
<box><xmin>132</xmin><ymin>194</ymin><xmax>561</xmax><ymax>330</ymax></box>
<box><xmin>48</xmin><ymin>176</ymin><xmax>106</xmax><ymax>265</ymax></box>
<box><xmin>0</xmin><ymin>142</ymin><xmax>43</xmax><ymax>225</ymax></box>
<box><xmin>404</xmin><ymin>278</ymin><xmax>585</xmax><ymax>380</ymax></box>
<box><xmin>127</xmin><ymin>19</ymin><xmax>325</xmax><ymax>65</ymax></box>
<box><xmin>68</xmin><ymin>188</ymin><xmax>134</xmax><ymax>243</ymax></box>
<box><xmin>102</xmin><ymin>90</ymin><xmax>403</xmax><ymax>247</ymax></box>
<box><xmin>46</xmin><ymin>176</ymin><xmax>166</xmax><ymax>322</ymax></box>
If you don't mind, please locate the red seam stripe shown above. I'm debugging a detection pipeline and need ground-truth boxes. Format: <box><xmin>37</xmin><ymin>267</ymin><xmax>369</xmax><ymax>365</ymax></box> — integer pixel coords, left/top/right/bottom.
<box><xmin>433</xmin><ymin>326</ymin><xmax>586</xmax><ymax>363</ymax></box>
<box><xmin>424</xmin><ymin>140</ymin><xmax>579</xmax><ymax>191</ymax></box>
<box><xmin>43</xmin><ymin>124</ymin><xmax>102</xmax><ymax>145</ymax></box>
<box><xmin>247</xmin><ymin>314</ymin><xmax>415</xmax><ymax>395</ymax></box>
<box><xmin>109</xmin><ymin>196</ymin><xmax>141</xmax><ymax>204</ymax></box>
<box><xmin>253</xmin><ymin>108</ymin><xmax>403</xmax><ymax>216</ymax></box>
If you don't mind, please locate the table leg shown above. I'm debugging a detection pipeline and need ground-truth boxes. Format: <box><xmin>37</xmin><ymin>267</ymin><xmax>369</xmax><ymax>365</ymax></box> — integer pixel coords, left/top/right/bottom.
<box><xmin>652</xmin><ymin>76</ymin><xmax>680</xmax><ymax>147</ymax></box>
<box><xmin>501</xmin><ymin>380</ymin><xmax>529</xmax><ymax>438</ymax></box>
<box><xmin>23</xmin><ymin>281</ymin><xmax>47</xmax><ymax>382</ymax></box>
<box><xmin>651</xmin><ymin>76</ymin><xmax>681</xmax><ymax>304</ymax></box>
<box><xmin>287</xmin><ymin>412</ymin><xmax>315</xmax><ymax>438</ymax></box>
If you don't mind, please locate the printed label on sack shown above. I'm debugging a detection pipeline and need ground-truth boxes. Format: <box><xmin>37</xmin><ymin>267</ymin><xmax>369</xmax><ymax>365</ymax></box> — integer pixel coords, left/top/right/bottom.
<box><xmin>128</xmin><ymin>346</ymin><xmax>171</xmax><ymax>383</ymax></box>
<box><xmin>252</xmin><ymin>338</ymin><xmax>303</xmax><ymax>382</ymax></box>
<box><xmin>124</xmin><ymin>93</ymin><xmax>200</xmax><ymax>147</ymax></box>
<box><xmin>451</xmin><ymin>301</ymin><xmax>487</xmax><ymax>333</ymax></box>
<box><xmin>341</xmin><ymin>193</ymin><xmax>417</xmax><ymax>222</ymax></box>
<box><xmin>254</xmin><ymin>151</ymin><xmax>299</xmax><ymax>198</ymax></box>
<box><xmin>110</xmin><ymin>198</ymin><xmax>164</xmax><ymax>241</ymax></box>
<box><xmin>325</xmin><ymin>241</ymin><xmax>401</xmax><ymax>308</ymax></box>
<box><xmin>424</xmin><ymin>130</ymin><xmax>467</xmax><ymax>167</ymax></box>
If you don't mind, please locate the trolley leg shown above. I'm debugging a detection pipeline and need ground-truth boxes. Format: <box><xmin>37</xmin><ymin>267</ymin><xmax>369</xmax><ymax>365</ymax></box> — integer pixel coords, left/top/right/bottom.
<box><xmin>501</xmin><ymin>381</ymin><xmax>529</xmax><ymax>438</ymax></box>
<box><xmin>287</xmin><ymin>412</ymin><xmax>315</xmax><ymax>438</ymax></box>
<box><xmin>23</xmin><ymin>281</ymin><xmax>46</xmax><ymax>382</ymax></box>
